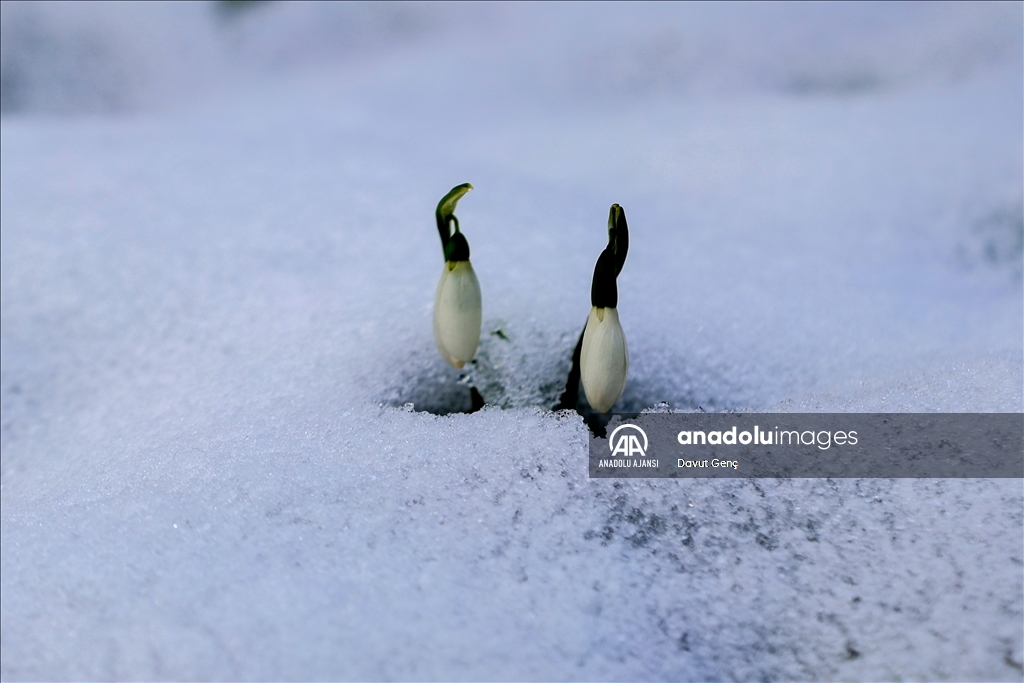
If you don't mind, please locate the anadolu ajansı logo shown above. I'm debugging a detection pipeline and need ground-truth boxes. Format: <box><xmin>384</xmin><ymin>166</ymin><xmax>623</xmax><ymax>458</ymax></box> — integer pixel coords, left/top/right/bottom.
<box><xmin>609</xmin><ymin>424</ymin><xmax>648</xmax><ymax>458</ymax></box>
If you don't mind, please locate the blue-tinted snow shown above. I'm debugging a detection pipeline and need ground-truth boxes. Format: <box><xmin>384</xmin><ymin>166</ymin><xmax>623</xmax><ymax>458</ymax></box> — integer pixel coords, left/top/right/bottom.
<box><xmin>2</xmin><ymin>2</ymin><xmax>1022</xmax><ymax>680</ymax></box>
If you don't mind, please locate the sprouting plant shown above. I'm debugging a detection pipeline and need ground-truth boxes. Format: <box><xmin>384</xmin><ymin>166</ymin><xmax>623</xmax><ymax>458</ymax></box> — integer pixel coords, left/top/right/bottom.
<box><xmin>557</xmin><ymin>204</ymin><xmax>629</xmax><ymax>414</ymax></box>
<box><xmin>433</xmin><ymin>183</ymin><xmax>482</xmax><ymax>369</ymax></box>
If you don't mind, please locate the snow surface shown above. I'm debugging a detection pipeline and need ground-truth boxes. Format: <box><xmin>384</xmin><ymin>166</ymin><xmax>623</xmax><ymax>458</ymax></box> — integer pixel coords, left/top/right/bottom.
<box><xmin>2</xmin><ymin>2</ymin><xmax>1022</xmax><ymax>680</ymax></box>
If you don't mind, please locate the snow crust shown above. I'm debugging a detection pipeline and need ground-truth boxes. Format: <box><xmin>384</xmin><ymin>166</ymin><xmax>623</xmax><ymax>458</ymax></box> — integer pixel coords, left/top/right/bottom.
<box><xmin>2</xmin><ymin>2</ymin><xmax>1022</xmax><ymax>680</ymax></box>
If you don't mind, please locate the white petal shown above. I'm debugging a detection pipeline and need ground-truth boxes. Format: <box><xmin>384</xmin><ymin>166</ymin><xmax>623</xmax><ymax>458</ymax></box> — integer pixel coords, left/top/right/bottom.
<box><xmin>433</xmin><ymin>261</ymin><xmax>482</xmax><ymax>368</ymax></box>
<box><xmin>580</xmin><ymin>306</ymin><xmax>628</xmax><ymax>413</ymax></box>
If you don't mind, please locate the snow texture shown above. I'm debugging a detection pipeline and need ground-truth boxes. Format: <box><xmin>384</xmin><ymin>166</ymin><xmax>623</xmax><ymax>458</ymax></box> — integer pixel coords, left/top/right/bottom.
<box><xmin>2</xmin><ymin>2</ymin><xmax>1022</xmax><ymax>680</ymax></box>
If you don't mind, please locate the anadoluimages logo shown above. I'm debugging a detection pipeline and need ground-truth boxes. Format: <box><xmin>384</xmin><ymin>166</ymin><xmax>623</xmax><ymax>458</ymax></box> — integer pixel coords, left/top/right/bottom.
<box><xmin>609</xmin><ymin>424</ymin><xmax>648</xmax><ymax>458</ymax></box>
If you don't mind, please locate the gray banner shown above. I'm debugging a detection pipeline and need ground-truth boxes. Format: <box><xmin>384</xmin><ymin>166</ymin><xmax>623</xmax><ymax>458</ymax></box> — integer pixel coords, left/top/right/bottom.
<box><xmin>588</xmin><ymin>413</ymin><xmax>1023</xmax><ymax>478</ymax></box>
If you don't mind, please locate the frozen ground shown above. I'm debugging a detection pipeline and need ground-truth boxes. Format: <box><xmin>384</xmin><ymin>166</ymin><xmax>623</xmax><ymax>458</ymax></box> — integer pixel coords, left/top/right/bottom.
<box><xmin>1</xmin><ymin>2</ymin><xmax>1022</xmax><ymax>680</ymax></box>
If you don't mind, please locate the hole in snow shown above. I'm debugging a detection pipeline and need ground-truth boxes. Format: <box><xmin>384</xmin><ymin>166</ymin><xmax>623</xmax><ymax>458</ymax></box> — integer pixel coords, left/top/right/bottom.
<box><xmin>383</xmin><ymin>320</ymin><xmax>724</xmax><ymax>422</ymax></box>
<box><xmin>383</xmin><ymin>320</ymin><xmax>576</xmax><ymax>415</ymax></box>
<box><xmin>382</xmin><ymin>362</ymin><xmax>484</xmax><ymax>416</ymax></box>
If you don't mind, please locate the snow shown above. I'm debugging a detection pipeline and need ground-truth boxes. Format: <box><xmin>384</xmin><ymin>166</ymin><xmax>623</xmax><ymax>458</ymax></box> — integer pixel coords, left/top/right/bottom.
<box><xmin>2</xmin><ymin>1</ymin><xmax>1022</xmax><ymax>680</ymax></box>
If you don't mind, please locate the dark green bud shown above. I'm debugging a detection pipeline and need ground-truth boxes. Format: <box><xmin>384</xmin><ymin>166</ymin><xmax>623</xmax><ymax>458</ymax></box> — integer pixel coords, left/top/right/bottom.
<box><xmin>591</xmin><ymin>204</ymin><xmax>629</xmax><ymax>307</ymax></box>
<box><xmin>591</xmin><ymin>248</ymin><xmax>618</xmax><ymax>308</ymax></box>
<box><xmin>444</xmin><ymin>231</ymin><xmax>470</xmax><ymax>262</ymax></box>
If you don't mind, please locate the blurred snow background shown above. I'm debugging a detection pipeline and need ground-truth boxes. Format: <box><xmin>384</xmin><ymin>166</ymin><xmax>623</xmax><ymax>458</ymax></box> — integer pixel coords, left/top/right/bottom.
<box><xmin>1</xmin><ymin>1</ymin><xmax>1022</xmax><ymax>680</ymax></box>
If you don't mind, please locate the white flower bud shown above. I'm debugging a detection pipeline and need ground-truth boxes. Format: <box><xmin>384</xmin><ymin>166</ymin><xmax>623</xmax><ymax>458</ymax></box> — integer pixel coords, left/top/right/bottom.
<box><xmin>580</xmin><ymin>305</ymin><xmax>628</xmax><ymax>413</ymax></box>
<box><xmin>433</xmin><ymin>260</ymin><xmax>482</xmax><ymax>368</ymax></box>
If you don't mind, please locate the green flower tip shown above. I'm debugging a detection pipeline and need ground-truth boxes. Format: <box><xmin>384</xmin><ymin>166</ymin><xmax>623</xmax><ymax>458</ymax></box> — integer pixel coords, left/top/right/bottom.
<box><xmin>436</xmin><ymin>183</ymin><xmax>474</xmax><ymax>262</ymax></box>
<box><xmin>437</xmin><ymin>183</ymin><xmax>473</xmax><ymax>221</ymax></box>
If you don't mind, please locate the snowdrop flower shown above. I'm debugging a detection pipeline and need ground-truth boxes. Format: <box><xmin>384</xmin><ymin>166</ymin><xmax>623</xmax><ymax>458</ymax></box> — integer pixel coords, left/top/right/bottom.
<box><xmin>433</xmin><ymin>183</ymin><xmax>481</xmax><ymax>368</ymax></box>
<box><xmin>580</xmin><ymin>204</ymin><xmax>629</xmax><ymax>413</ymax></box>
